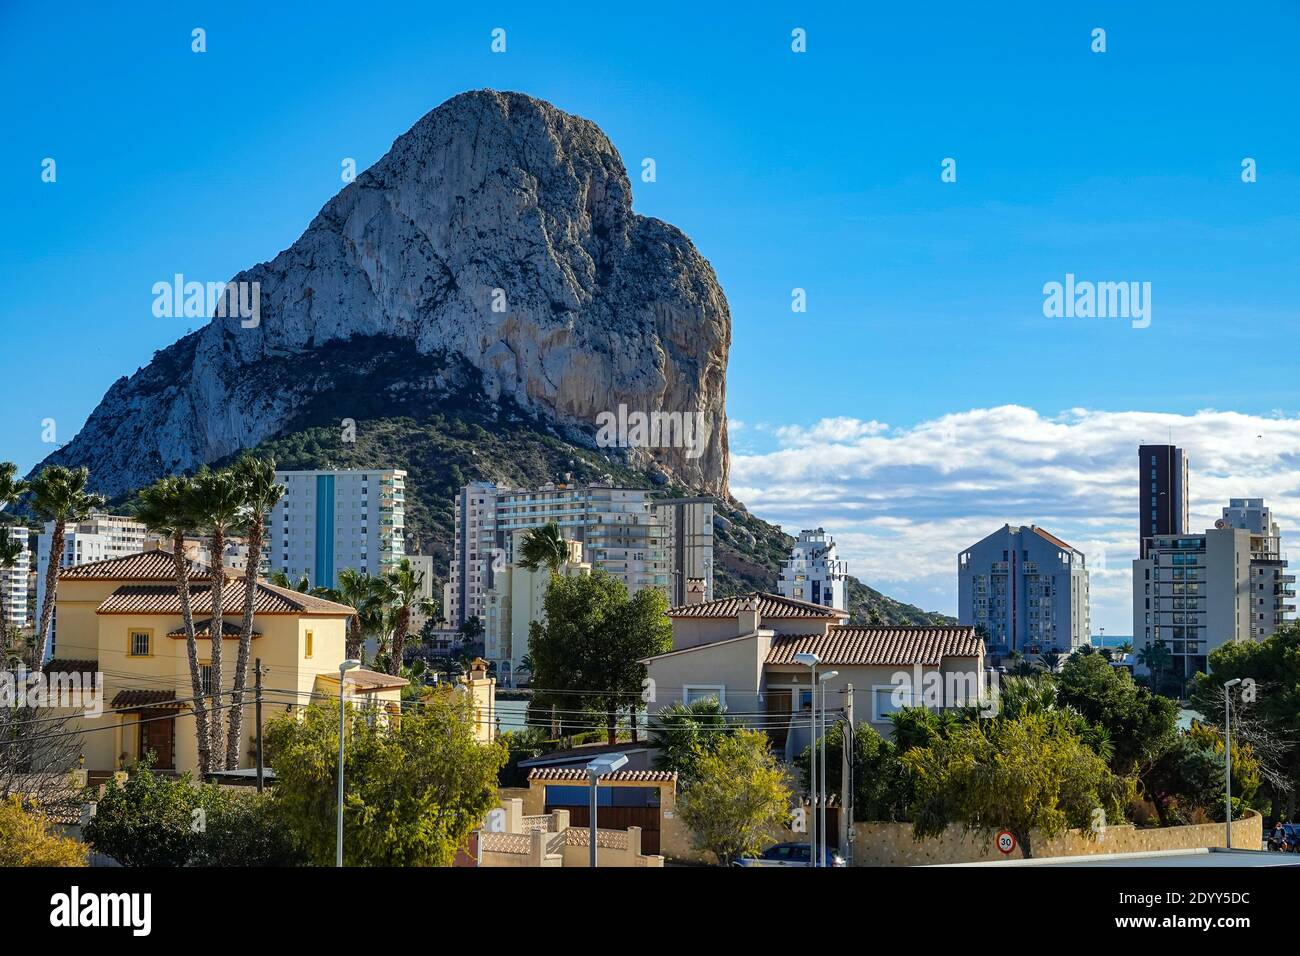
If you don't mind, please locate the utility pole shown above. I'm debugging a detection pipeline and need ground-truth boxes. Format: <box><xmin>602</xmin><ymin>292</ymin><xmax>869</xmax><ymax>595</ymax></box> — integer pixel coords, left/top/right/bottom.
<box><xmin>1222</xmin><ymin>678</ymin><xmax>1242</xmax><ymax>849</ymax></box>
<box><xmin>255</xmin><ymin>658</ymin><xmax>265</xmax><ymax>793</ymax></box>
<box><xmin>841</xmin><ymin>684</ymin><xmax>853</xmax><ymax>865</ymax></box>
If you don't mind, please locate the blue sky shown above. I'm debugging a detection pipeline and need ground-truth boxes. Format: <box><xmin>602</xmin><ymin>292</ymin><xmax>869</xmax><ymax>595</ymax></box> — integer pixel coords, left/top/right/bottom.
<box><xmin>3</xmin><ymin>1</ymin><xmax>1298</xmax><ymax>628</ymax></box>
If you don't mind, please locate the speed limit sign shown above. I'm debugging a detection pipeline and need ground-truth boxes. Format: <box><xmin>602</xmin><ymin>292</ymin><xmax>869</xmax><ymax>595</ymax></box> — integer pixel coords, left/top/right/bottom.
<box><xmin>996</xmin><ymin>830</ymin><xmax>1016</xmax><ymax>855</ymax></box>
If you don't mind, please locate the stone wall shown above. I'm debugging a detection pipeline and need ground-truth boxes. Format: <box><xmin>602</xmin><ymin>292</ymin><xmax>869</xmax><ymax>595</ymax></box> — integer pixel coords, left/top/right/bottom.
<box><xmin>847</xmin><ymin>812</ymin><xmax>1262</xmax><ymax>866</ymax></box>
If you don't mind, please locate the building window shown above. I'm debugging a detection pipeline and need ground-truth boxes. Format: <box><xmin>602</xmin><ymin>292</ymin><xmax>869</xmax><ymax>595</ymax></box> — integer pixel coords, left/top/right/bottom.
<box><xmin>305</xmin><ymin>630</ymin><xmax>314</xmax><ymax>659</ymax></box>
<box><xmin>200</xmin><ymin>663</ymin><xmax>214</xmax><ymax>696</ymax></box>
<box><xmin>873</xmin><ymin>685</ymin><xmax>914</xmax><ymax>722</ymax></box>
<box><xmin>683</xmin><ymin>684</ymin><xmax>724</xmax><ymax>707</ymax></box>
<box><xmin>129</xmin><ymin>630</ymin><xmax>151</xmax><ymax>657</ymax></box>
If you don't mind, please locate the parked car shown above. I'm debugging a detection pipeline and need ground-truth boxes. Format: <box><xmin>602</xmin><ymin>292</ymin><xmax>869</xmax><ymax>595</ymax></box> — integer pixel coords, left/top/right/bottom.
<box><xmin>732</xmin><ymin>842</ymin><xmax>846</xmax><ymax>867</ymax></box>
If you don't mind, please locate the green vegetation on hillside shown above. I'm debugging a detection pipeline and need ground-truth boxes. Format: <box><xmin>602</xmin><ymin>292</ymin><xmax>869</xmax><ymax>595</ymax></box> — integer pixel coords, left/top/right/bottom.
<box><xmin>100</xmin><ymin>335</ymin><xmax>951</xmax><ymax>628</ymax></box>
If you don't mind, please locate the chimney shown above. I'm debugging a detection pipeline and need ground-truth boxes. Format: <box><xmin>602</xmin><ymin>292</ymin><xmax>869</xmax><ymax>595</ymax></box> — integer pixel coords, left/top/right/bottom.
<box><xmin>685</xmin><ymin>578</ymin><xmax>706</xmax><ymax>605</ymax></box>
<box><xmin>737</xmin><ymin>596</ymin><xmax>760</xmax><ymax>635</ymax></box>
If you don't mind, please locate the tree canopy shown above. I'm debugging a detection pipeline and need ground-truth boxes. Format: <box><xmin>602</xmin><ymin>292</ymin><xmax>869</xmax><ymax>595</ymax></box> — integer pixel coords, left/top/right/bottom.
<box><xmin>528</xmin><ymin>572</ymin><xmax>672</xmax><ymax>743</ymax></box>
<box><xmin>675</xmin><ymin>728</ymin><xmax>792</xmax><ymax>864</ymax></box>
<box><xmin>904</xmin><ymin>712</ymin><xmax>1133</xmax><ymax>859</ymax></box>
<box><xmin>266</xmin><ymin>691</ymin><xmax>505</xmax><ymax>866</ymax></box>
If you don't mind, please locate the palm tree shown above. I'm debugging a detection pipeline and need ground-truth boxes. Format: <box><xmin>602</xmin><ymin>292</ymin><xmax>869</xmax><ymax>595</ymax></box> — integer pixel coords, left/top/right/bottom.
<box><xmin>268</xmin><ymin>570</ymin><xmax>311</xmax><ymax>592</ymax></box>
<box><xmin>517</xmin><ymin>522</ymin><xmax>567</xmax><ymax>573</ymax></box>
<box><xmin>1136</xmin><ymin>640</ymin><xmax>1174</xmax><ymax>693</ymax></box>
<box><xmin>336</xmin><ymin>568</ymin><xmax>380</xmax><ymax>660</ymax></box>
<box><xmin>224</xmin><ymin>455</ymin><xmax>285</xmax><ymax>769</ymax></box>
<box><xmin>28</xmin><ymin>465</ymin><xmax>105</xmax><ymax>669</ymax></box>
<box><xmin>0</xmin><ymin>461</ymin><xmax>26</xmax><ymax>513</ymax></box>
<box><xmin>1118</xmin><ymin>641</ymin><xmax>1134</xmax><ymax>658</ymax></box>
<box><xmin>996</xmin><ymin>675</ymin><xmax>1059</xmax><ymax>720</ymax></box>
<box><xmin>379</xmin><ymin>558</ymin><xmax>436</xmax><ymax>675</ymax></box>
<box><xmin>135</xmin><ymin>475</ymin><xmax>213</xmax><ymax>775</ymax></box>
<box><xmin>190</xmin><ymin>466</ymin><xmax>244</xmax><ymax>766</ymax></box>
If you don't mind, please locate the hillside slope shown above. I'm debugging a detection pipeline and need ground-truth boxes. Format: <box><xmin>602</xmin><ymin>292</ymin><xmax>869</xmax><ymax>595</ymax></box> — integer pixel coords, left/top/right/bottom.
<box><xmin>100</xmin><ymin>354</ymin><xmax>951</xmax><ymax>626</ymax></box>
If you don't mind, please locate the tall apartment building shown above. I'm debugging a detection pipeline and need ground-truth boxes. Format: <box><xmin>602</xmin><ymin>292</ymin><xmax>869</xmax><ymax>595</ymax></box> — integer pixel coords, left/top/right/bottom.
<box><xmin>0</xmin><ymin>526</ymin><xmax>31</xmax><ymax>630</ymax></box>
<box><xmin>449</xmin><ymin>480</ymin><xmax>697</xmax><ymax>626</ymax></box>
<box><xmin>776</xmin><ymin>528</ymin><xmax>849</xmax><ymax>611</ymax></box>
<box><xmin>1139</xmin><ymin>444</ymin><xmax>1189</xmax><ymax>557</ymax></box>
<box><xmin>651</xmin><ymin>497</ymin><xmax>715</xmax><ymax>606</ymax></box>
<box><xmin>484</xmin><ymin>530</ymin><xmax>591</xmax><ymax>686</ymax></box>
<box><xmin>1218</xmin><ymin>498</ymin><xmax>1294</xmax><ymax>638</ymax></box>
<box><xmin>268</xmin><ymin>469</ymin><xmax>406</xmax><ymax>590</ymax></box>
<box><xmin>36</xmin><ymin>513</ymin><xmax>149</xmax><ymax>657</ymax></box>
<box><xmin>1132</xmin><ymin>527</ymin><xmax>1253</xmax><ymax>684</ymax></box>
<box><xmin>958</xmin><ymin>524</ymin><xmax>1090</xmax><ymax>655</ymax></box>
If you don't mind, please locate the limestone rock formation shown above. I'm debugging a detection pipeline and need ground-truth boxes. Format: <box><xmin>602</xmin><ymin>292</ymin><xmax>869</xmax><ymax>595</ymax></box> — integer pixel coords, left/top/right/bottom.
<box><xmin>39</xmin><ymin>90</ymin><xmax>731</xmax><ymax>498</ymax></box>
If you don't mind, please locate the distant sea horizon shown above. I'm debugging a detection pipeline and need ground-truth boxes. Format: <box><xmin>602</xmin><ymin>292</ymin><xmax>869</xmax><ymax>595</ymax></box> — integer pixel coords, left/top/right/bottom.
<box><xmin>1089</xmin><ymin>635</ymin><xmax>1133</xmax><ymax>649</ymax></box>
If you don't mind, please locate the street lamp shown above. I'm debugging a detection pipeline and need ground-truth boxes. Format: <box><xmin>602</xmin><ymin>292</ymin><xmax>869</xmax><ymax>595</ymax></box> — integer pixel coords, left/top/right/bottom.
<box><xmin>818</xmin><ymin>670</ymin><xmax>839</xmax><ymax>866</ymax></box>
<box><xmin>336</xmin><ymin>659</ymin><xmax>361</xmax><ymax>867</ymax></box>
<box><xmin>793</xmin><ymin>651</ymin><xmax>820</xmax><ymax>867</ymax></box>
<box><xmin>585</xmin><ymin>753</ymin><xmax>628</xmax><ymax>867</ymax></box>
<box><xmin>1223</xmin><ymin>678</ymin><xmax>1242</xmax><ymax>848</ymax></box>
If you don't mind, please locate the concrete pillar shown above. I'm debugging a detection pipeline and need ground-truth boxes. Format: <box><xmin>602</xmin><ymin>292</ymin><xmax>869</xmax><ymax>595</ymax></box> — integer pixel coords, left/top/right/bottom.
<box><xmin>628</xmin><ymin>825</ymin><xmax>642</xmax><ymax>864</ymax></box>
<box><xmin>503</xmin><ymin>797</ymin><xmax>523</xmax><ymax>833</ymax></box>
<box><xmin>529</xmin><ymin>829</ymin><xmax>545</xmax><ymax>866</ymax></box>
<box><xmin>553</xmin><ymin>808</ymin><xmax>570</xmax><ymax>832</ymax></box>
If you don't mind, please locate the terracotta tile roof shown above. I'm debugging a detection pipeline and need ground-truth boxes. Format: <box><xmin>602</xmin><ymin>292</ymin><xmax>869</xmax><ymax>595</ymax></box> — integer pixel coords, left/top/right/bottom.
<box><xmin>667</xmin><ymin>591</ymin><xmax>845</xmax><ymax>620</ymax></box>
<box><xmin>1029</xmin><ymin>525</ymin><xmax>1075</xmax><ymax>551</ymax></box>
<box><xmin>527</xmin><ymin>768</ymin><xmax>677</xmax><ymax>783</ymax></box>
<box><xmin>111</xmin><ymin>689</ymin><xmax>182</xmax><ymax>709</ymax></box>
<box><xmin>319</xmin><ymin>668</ymin><xmax>409</xmax><ymax>692</ymax></box>
<box><xmin>44</xmin><ymin>659</ymin><xmax>99</xmax><ymax>685</ymax></box>
<box><xmin>59</xmin><ymin>549</ymin><xmax>211</xmax><ymax>582</ymax></box>
<box><xmin>766</xmin><ymin>625</ymin><xmax>983</xmax><ymax>667</ymax></box>
<box><xmin>97</xmin><ymin>581</ymin><xmax>354</xmax><ymax>616</ymax></box>
<box><xmin>167</xmin><ymin>619</ymin><xmax>261</xmax><ymax>639</ymax></box>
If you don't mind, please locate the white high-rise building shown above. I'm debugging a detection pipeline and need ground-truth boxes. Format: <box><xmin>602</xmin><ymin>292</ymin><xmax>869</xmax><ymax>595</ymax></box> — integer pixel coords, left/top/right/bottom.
<box><xmin>268</xmin><ymin>469</ymin><xmax>406</xmax><ymax>590</ymax></box>
<box><xmin>36</xmin><ymin>513</ymin><xmax>149</xmax><ymax>657</ymax></box>
<box><xmin>777</xmin><ymin>528</ymin><xmax>849</xmax><ymax>611</ymax></box>
<box><xmin>449</xmin><ymin>480</ymin><xmax>690</xmax><ymax>626</ymax></box>
<box><xmin>1218</xmin><ymin>498</ymin><xmax>1294</xmax><ymax>638</ymax></box>
<box><xmin>0</xmin><ymin>526</ymin><xmax>31</xmax><ymax>630</ymax></box>
<box><xmin>1133</xmin><ymin>526</ymin><xmax>1254</xmax><ymax>687</ymax></box>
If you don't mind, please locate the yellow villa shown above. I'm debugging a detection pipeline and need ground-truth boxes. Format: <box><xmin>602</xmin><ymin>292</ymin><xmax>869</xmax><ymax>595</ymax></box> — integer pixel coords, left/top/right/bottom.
<box><xmin>44</xmin><ymin>549</ymin><xmax>406</xmax><ymax>776</ymax></box>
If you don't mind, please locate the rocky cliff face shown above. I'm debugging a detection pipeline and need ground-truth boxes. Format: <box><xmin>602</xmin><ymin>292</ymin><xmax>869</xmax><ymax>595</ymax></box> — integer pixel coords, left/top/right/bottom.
<box><xmin>41</xmin><ymin>90</ymin><xmax>730</xmax><ymax>498</ymax></box>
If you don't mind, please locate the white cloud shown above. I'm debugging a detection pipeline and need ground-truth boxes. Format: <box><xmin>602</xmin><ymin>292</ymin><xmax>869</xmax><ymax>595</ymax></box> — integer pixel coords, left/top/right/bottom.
<box><xmin>733</xmin><ymin>405</ymin><xmax>1300</xmax><ymax>633</ymax></box>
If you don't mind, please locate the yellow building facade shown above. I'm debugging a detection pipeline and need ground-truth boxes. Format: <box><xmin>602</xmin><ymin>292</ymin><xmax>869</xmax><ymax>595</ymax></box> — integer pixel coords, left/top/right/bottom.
<box><xmin>46</xmin><ymin>550</ymin><xmax>404</xmax><ymax>775</ymax></box>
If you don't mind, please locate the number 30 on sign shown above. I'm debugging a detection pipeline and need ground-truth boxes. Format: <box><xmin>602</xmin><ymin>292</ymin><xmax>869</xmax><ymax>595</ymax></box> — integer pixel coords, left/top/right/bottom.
<box><xmin>996</xmin><ymin>830</ymin><xmax>1016</xmax><ymax>855</ymax></box>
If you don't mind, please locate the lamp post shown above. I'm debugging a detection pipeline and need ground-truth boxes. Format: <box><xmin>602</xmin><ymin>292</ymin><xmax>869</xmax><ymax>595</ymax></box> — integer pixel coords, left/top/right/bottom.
<box><xmin>793</xmin><ymin>651</ymin><xmax>820</xmax><ymax>867</ymax></box>
<box><xmin>336</xmin><ymin>659</ymin><xmax>361</xmax><ymax>868</ymax></box>
<box><xmin>1223</xmin><ymin>677</ymin><xmax>1242</xmax><ymax>848</ymax></box>
<box><xmin>818</xmin><ymin>670</ymin><xmax>839</xmax><ymax>867</ymax></box>
<box><xmin>585</xmin><ymin>753</ymin><xmax>628</xmax><ymax>867</ymax></box>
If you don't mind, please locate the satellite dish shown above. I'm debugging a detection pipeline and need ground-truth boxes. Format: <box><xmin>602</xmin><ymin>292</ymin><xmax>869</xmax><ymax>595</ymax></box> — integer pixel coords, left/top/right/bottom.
<box><xmin>1214</xmin><ymin>519</ymin><xmax>1228</xmax><ymax>529</ymax></box>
